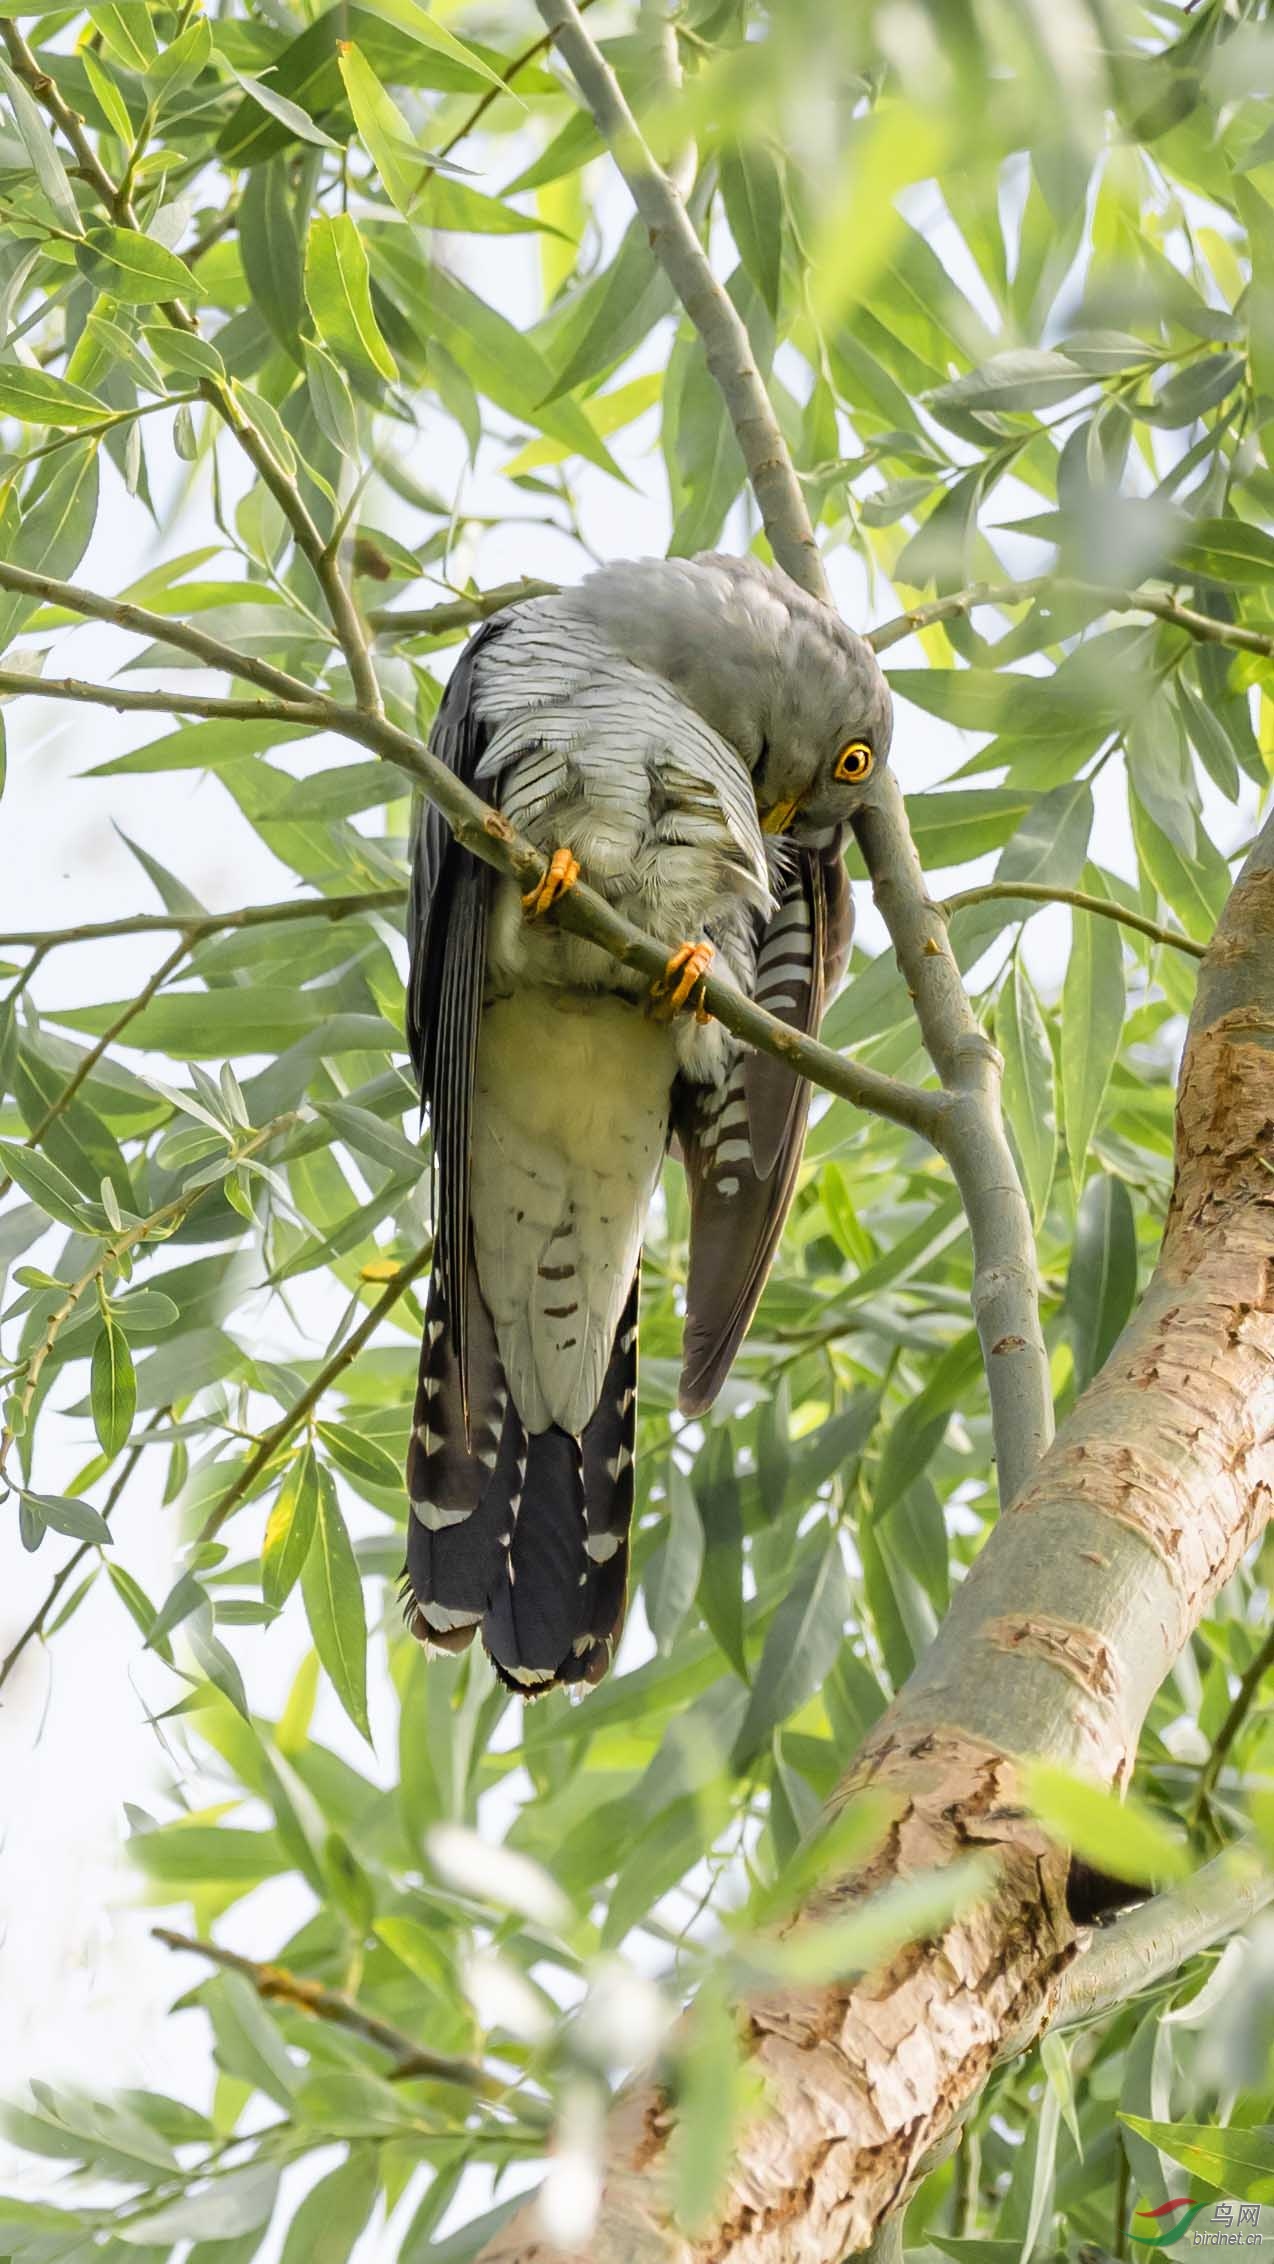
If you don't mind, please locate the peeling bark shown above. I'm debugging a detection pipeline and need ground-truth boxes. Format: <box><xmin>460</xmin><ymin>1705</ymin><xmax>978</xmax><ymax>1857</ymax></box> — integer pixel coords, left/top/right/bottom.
<box><xmin>477</xmin><ymin>786</ymin><xmax>1274</xmax><ymax>2264</ymax></box>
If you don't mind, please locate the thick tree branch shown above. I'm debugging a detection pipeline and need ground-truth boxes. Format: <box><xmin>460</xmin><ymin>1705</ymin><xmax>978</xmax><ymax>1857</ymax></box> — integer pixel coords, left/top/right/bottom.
<box><xmin>152</xmin><ymin>1926</ymin><xmax>546</xmax><ymax>2115</ymax></box>
<box><xmin>1054</xmin><ymin>1853</ymin><xmax>1274</xmax><ymax>2030</ymax></box>
<box><xmin>478</xmin><ymin>804</ymin><xmax>1274</xmax><ymax>2264</ymax></box>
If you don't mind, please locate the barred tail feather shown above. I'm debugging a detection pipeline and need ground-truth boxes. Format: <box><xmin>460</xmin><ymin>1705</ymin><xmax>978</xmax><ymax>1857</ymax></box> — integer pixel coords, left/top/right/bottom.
<box><xmin>403</xmin><ymin>1262</ymin><xmax>638</xmax><ymax>1693</ymax></box>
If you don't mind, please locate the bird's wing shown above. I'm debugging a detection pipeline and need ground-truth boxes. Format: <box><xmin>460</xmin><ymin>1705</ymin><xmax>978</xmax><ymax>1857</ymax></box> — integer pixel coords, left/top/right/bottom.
<box><xmin>407</xmin><ymin>615</ymin><xmax>512</xmax><ymax>1405</ymax></box>
<box><xmin>674</xmin><ymin>835</ymin><xmax>853</xmax><ymax>1416</ymax></box>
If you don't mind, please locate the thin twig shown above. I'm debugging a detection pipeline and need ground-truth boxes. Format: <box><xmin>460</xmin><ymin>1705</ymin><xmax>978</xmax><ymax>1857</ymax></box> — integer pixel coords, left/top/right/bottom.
<box><xmin>368</xmin><ymin>578</ymin><xmax>559</xmax><ymax>640</ymax></box>
<box><xmin>532</xmin><ymin>0</ymin><xmax>828</xmax><ymax>598</ymax></box>
<box><xmin>941</xmin><ymin>882</ymin><xmax>1206</xmax><ymax>960</ymax></box>
<box><xmin>194</xmin><ymin>1238</ymin><xmax>434</xmax><ymax>1545</ymax></box>
<box><xmin>1192</xmin><ymin>1621</ymin><xmax>1274</xmax><ymax>1825</ymax></box>
<box><xmin>867</xmin><ymin>575</ymin><xmax>1274</xmax><ymax>662</ymax></box>
<box><xmin>0</xmin><ymin>1412</ymin><xmax>167</xmax><ymax>1693</ymax></box>
<box><xmin>0</xmin><ymin>939</ymin><xmax>190</xmax><ymax>1202</ymax></box>
<box><xmin>0</xmin><ymin>671</ymin><xmax>326</xmax><ymax>727</ymax></box>
<box><xmin>0</xmin><ymin>890</ymin><xmax>407</xmax><ymax>953</ymax></box>
<box><xmin>151</xmin><ymin>1926</ymin><xmax>546</xmax><ymax>2115</ymax></box>
<box><xmin>416</xmin><ymin>0</ymin><xmax>601</xmax><ymax>189</ymax></box>
<box><xmin>0</xmin><ymin>561</ymin><xmax>317</xmax><ymax>704</ymax></box>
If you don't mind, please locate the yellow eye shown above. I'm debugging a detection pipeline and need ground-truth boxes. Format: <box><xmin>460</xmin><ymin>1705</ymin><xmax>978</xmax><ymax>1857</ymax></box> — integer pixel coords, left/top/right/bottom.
<box><xmin>834</xmin><ymin>740</ymin><xmax>874</xmax><ymax>783</ymax></box>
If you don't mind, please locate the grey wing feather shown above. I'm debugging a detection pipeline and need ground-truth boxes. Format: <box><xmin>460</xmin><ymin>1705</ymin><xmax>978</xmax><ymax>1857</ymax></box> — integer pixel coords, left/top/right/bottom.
<box><xmin>675</xmin><ymin>837</ymin><xmax>852</xmax><ymax>1416</ymax></box>
<box><xmin>407</xmin><ymin>616</ymin><xmax>510</xmax><ymax>1414</ymax></box>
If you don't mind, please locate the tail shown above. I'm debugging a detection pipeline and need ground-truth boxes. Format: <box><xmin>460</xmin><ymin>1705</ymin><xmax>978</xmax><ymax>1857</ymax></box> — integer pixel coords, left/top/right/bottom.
<box><xmin>402</xmin><ymin>1257</ymin><xmax>637</xmax><ymax>1693</ymax></box>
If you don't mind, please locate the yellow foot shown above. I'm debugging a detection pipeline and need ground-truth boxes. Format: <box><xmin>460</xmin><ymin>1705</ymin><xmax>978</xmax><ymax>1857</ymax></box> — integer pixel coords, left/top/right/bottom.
<box><xmin>522</xmin><ymin>846</ymin><xmax>581</xmax><ymax>920</ymax></box>
<box><xmin>649</xmin><ymin>939</ymin><xmax>715</xmax><ymax>1023</ymax></box>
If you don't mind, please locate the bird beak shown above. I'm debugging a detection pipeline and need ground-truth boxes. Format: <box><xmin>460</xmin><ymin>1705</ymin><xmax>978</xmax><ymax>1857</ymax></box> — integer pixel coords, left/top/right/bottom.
<box><xmin>760</xmin><ymin>796</ymin><xmax>801</xmax><ymax>835</ymax></box>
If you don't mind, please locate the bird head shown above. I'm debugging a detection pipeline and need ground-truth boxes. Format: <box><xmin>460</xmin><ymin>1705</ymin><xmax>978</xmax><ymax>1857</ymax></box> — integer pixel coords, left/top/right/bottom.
<box><xmin>569</xmin><ymin>551</ymin><xmax>892</xmax><ymax>842</ymax></box>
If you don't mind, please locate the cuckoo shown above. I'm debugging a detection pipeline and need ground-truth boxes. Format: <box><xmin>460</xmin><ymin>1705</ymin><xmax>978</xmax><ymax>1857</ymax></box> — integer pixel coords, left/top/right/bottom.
<box><xmin>401</xmin><ymin>552</ymin><xmax>891</xmax><ymax>1691</ymax></box>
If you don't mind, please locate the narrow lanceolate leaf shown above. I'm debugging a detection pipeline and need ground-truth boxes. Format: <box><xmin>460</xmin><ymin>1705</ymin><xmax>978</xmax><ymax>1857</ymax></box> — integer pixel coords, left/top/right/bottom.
<box><xmin>731</xmin><ymin>1540</ymin><xmax>852</xmax><ymax>1771</ymax></box>
<box><xmin>1066</xmin><ymin>1174</ymin><xmax>1137</xmax><ymax>1388</ymax></box>
<box><xmin>314</xmin><ymin>1420</ymin><xmax>400</xmax><ymax>1495</ymax></box>
<box><xmin>1023</xmin><ymin>1762</ymin><xmax>1188</xmax><ymax>1885</ymax></box>
<box><xmin>304</xmin><ymin>213</ymin><xmax>397</xmax><ymax>381</ymax></box>
<box><xmin>720</xmin><ymin>142</ymin><xmax>784</xmax><ymax>317</ymax></box>
<box><xmin>645</xmin><ymin>1463</ymin><xmax>705</xmax><ymax>1654</ymax></box>
<box><xmin>0</xmin><ymin>1143</ymin><xmax>104</xmax><ymax>1233</ymax></box>
<box><xmin>997</xmin><ymin>956</ymin><xmax>1057</xmax><ymax>1227</ymax></box>
<box><xmin>228</xmin><ymin>64</ymin><xmax>344</xmax><ymax>151</ymax></box>
<box><xmin>262</xmin><ymin>1444</ymin><xmax>320</xmax><ymax>1609</ymax></box>
<box><xmin>301</xmin><ymin>1464</ymin><xmax>371</xmax><ymax>1740</ymax></box>
<box><xmin>1116</xmin><ymin>2118</ymin><xmax>1274</xmax><ymax>2204</ymax></box>
<box><xmin>20</xmin><ymin>1490</ymin><xmax>112</xmax><ymax>1545</ymax></box>
<box><xmin>74</xmin><ymin>226</ymin><xmax>204</xmax><ymax>306</ymax></box>
<box><xmin>0</xmin><ymin>366</ymin><xmax>105</xmax><ymax>429</ymax></box>
<box><xmin>91</xmin><ymin>1315</ymin><xmax>136</xmax><ymax>1459</ymax></box>
<box><xmin>337</xmin><ymin>41</ymin><xmax>419</xmax><ymax>216</ymax></box>
<box><xmin>1060</xmin><ymin>897</ymin><xmax>1124</xmax><ymax>1196</ymax></box>
<box><xmin>355</xmin><ymin>0</ymin><xmax>513</xmax><ymax>92</ymax></box>
<box><xmin>670</xmin><ymin>1974</ymin><xmax>749</xmax><ymax>2235</ymax></box>
<box><xmin>0</xmin><ymin>55</ymin><xmax>81</xmax><ymax>235</ymax></box>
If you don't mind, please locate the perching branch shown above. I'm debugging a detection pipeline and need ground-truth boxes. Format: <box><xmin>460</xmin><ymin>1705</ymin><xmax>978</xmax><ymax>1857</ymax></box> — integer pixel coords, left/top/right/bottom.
<box><xmin>1054</xmin><ymin>1852</ymin><xmax>1274</xmax><ymax>2030</ymax></box>
<box><xmin>194</xmin><ymin>1237</ymin><xmax>435</xmax><ymax>1546</ymax></box>
<box><xmin>0</xmin><ymin>573</ymin><xmax>944</xmax><ymax>1142</ymax></box>
<box><xmin>152</xmin><ymin>1926</ymin><xmax>547</xmax><ymax>2115</ymax></box>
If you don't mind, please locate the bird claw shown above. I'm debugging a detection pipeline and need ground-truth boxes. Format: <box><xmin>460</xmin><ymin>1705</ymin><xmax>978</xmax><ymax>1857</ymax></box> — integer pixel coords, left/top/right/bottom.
<box><xmin>649</xmin><ymin>940</ymin><xmax>715</xmax><ymax>1023</ymax></box>
<box><xmin>522</xmin><ymin>847</ymin><xmax>581</xmax><ymax>920</ymax></box>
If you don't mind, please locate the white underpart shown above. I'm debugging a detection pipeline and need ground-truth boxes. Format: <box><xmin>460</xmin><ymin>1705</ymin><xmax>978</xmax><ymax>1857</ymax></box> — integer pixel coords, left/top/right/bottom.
<box><xmin>470</xmin><ymin>989</ymin><xmax>672</xmax><ymax>1436</ymax></box>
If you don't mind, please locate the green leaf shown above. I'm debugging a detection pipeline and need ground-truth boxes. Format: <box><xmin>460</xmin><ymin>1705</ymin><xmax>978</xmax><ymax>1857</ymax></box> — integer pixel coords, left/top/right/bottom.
<box><xmin>59</xmin><ymin>991</ymin><xmax>392</xmax><ymax>1059</ymax></box>
<box><xmin>279</xmin><ymin>2147</ymin><xmax>379</xmax><ymax>2264</ymax></box>
<box><xmin>302</xmin><ymin>1463</ymin><xmax>371</xmax><ymax>1740</ymax></box>
<box><xmin>240</xmin><ymin>160</ymin><xmax>306</xmax><ymax>353</ymax></box>
<box><xmin>1131</xmin><ymin>797</ymin><xmax>1227</xmax><ymax>943</ymax></box>
<box><xmin>693</xmin><ymin>1429</ymin><xmax>746</xmax><ymax>1680</ymax></box>
<box><xmin>91</xmin><ymin>1313</ymin><xmax>136</xmax><ymax>1458</ymax></box>
<box><xmin>114</xmin><ymin>2162</ymin><xmax>279</xmax><ymax>2245</ymax></box>
<box><xmin>0</xmin><ymin>54</ymin><xmax>81</xmax><ymax>235</ymax></box>
<box><xmin>228</xmin><ymin>63</ymin><xmax>344</xmax><ymax>151</ymax></box>
<box><xmin>0</xmin><ymin>443</ymin><xmax>99</xmax><ymax>655</ymax></box>
<box><xmin>0</xmin><ymin>1142</ymin><xmax>103</xmax><ymax>1231</ymax></box>
<box><xmin>1177</xmin><ymin>516</ymin><xmax>1274</xmax><ymax>587</ymax></box>
<box><xmin>315</xmin><ymin>1420</ymin><xmax>401</xmax><ymax>1495</ymax></box>
<box><xmin>720</xmin><ymin>142</ymin><xmax>784</xmax><ymax>318</ymax></box>
<box><xmin>86</xmin><ymin>1</ymin><xmax>157</xmax><ymax>71</ymax></box>
<box><xmin>1116</xmin><ymin>2117</ymin><xmax>1274</xmax><ymax>2203</ymax></box>
<box><xmin>305</xmin><ymin>212</ymin><xmax>397</xmax><ymax>381</ymax></box>
<box><xmin>731</xmin><ymin>1540</ymin><xmax>852</xmax><ymax>1771</ymax></box>
<box><xmin>669</xmin><ymin>1974</ymin><xmax>749</xmax><ymax>2234</ymax></box>
<box><xmin>1066</xmin><ymin>1174</ymin><xmax>1137</xmax><ymax>1389</ymax></box>
<box><xmin>645</xmin><ymin>1462</ymin><xmax>705</xmax><ymax>1654</ymax></box>
<box><xmin>262</xmin><ymin>1443</ymin><xmax>320</xmax><ymax>1609</ymax></box>
<box><xmin>997</xmin><ymin>957</ymin><xmax>1056</xmax><ymax>1228</ymax></box>
<box><xmin>206</xmin><ymin>1971</ymin><xmax>298</xmax><ymax>2110</ymax></box>
<box><xmin>930</xmin><ymin>347</ymin><xmax>1093</xmax><ymax>410</ymax></box>
<box><xmin>20</xmin><ymin>1489</ymin><xmax>112</xmax><ymax>1544</ymax></box>
<box><xmin>355</xmin><ymin>0</ymin><xmax>511</xmax><ymax>92</ymax></box>
<box><xmin>1023</xmin><ymin>1762</ymin><xmax>1189</xmax><ymax>1886</ymax></box>
<box><xmin>337</xmin><ymin>40</ymin><xmax>419</xmax><ymax>216</ymax></box>
<box><xmin>74</xmin><ymin>226</ymin><xmax>203</xmax><ymax>306</ymax></box>
<box><xmin>995</xmin><ymin>779</ymin><xmax>1093</xmax><ymax>890</ymax></box>
<box><xmin>1060</xmin><ymin>893</ymin><xmax>1125</xmax><ymax>1197</ymax></box>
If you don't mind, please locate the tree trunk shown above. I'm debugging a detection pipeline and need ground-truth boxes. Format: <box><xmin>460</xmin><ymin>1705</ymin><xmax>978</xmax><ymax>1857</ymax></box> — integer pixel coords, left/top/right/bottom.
<box><xmin>480</xmin><ymin>818</ymin><xmax>1274</xmax><ymax>2264</ymax></box>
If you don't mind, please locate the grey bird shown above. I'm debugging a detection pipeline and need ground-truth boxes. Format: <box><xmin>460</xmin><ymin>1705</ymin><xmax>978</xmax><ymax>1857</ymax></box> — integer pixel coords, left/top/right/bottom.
<box><xmin>401</xmin><ymin>552</ymin><xmax>892</xmax><ymax>1693</ymax></box>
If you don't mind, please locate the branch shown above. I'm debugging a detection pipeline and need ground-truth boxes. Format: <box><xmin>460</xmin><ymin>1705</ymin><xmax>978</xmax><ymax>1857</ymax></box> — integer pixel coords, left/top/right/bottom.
<box><xmin>533</xmin><ymin>0</ymin><xmax>828</xmax><ymax>599</ymax></box>
<box><xmin>0</xmin><ymin>889</ymin><xmax>407</xmax><ymax>953</ymax></box>
<box><xmin>941</xmin><ymin>882</ymin><xmax>1206</xmax><ymax>961</ymax></box>
<box><xmin>1055</xmin><ymin>1852</ymin><xmax>1274</xmax><ymax>2029</ymax></box>
<box><xmin>867</xmin><ymin>575</ymin><xmax>1274</xmax><ymax>663</ymax></box>
<box><xmin>477</xmin><ymin>804</ymin><xmax>1274</xmax><ymax>2264</ymax></box>
<box><xmin>194</xmin><ymin>1237</ymin><xmax>434</xmax><ymax>1546</ymax></box>
<box><xmin>368</xmin><ymin>578</ymin><xmax>560</xmax><ymax>640</ymax></box>
<box><xmin>0</xmin><ymin>561</ymin><xmax>317</xmax><ymax>705</ymax></box>
<box><xmin>0</xmin><ymin>939</ymin><xmax>188</xmax><ymax>1202</ymax></box>
<box><xmin>1192</xmin><ymin>1620</ymin><xmax>1274</xmax><ymax>1827</ymax></box>
<box><xmin>0</xmin><ymin>670</ymin><xmax>326</xmax><ymax>728</ymax></box>
<box><xmin>151</xmin><ymin>1926</ymin><xmax>546</xmax><ymax>2116</ymax></box>
<box><xmin>0</xmin><ymin>1411</ymin><xmax>167</xmax><ymax>1692</ymax></box>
